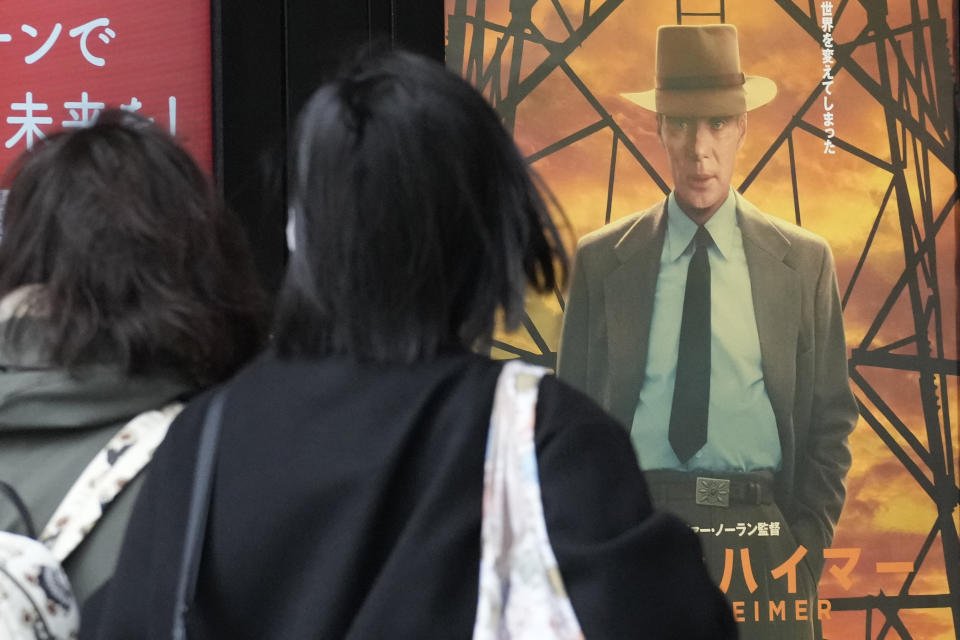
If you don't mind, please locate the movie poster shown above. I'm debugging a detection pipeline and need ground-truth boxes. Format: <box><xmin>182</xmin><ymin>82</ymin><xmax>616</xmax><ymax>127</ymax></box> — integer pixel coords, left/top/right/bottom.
<box><xmin>445</xmin><ymin>1</ymin><xmax>958</xmax><ymax>638</ymax></box>
<box><xmin>0</xmin><ymin>0</ymin><xmax>213</xmax><ymax>229</ymax></box>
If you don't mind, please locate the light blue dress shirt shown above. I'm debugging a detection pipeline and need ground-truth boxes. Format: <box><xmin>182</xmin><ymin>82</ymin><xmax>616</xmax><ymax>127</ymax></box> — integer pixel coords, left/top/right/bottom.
<box><xmin>630</xmin><ymin>190</ymin><xmax>782</xmax><ymax>472</ymax></box>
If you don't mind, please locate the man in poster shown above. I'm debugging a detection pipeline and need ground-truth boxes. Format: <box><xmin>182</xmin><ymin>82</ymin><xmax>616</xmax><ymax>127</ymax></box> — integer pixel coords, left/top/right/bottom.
<box><xmin>557</xmin><ymin>24</ymin><xmax>858</xmax><ymax>638</ymax></box>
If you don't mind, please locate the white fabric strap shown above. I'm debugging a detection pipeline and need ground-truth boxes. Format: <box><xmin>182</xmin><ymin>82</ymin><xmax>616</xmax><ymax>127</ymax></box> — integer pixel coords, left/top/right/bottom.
<box><xmin>39</xmin><ymin>402</ymin><xmax>184</xmax><ymax>562</ymax></box>
<box><xmin>473</xmin><ymin>360</ymin><xmax>584</xmax><ymax>640</ymax></box>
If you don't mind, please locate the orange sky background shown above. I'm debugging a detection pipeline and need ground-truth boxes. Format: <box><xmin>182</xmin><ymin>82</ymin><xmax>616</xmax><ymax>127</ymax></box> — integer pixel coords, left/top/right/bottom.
<box><xmin>447</xmin><ymin>1</ymin><xmax>958</xmax><ymax>638</ymax></box>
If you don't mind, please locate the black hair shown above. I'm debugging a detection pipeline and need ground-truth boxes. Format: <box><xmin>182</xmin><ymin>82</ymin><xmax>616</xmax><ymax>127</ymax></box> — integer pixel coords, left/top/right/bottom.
<box><xmin>0</xmin><ymin>110</ymin><xmax>267</xmax><ymax>386</ymax></box>
<box><xmin>274</xmin><ymin>49</ymin><xmax>567</xmax><ymax>362</ymax></box>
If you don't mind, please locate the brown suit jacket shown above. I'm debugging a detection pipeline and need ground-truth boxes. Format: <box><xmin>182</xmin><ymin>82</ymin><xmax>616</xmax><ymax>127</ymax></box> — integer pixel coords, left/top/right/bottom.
<box><xmin>556</xmin><ymin>193</ymin><xmax>858</xmax><ymax>569</ymax></box>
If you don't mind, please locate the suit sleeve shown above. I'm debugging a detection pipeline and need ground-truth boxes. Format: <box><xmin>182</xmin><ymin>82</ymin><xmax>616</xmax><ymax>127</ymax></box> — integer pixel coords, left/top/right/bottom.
<box><xmin>790</xmin><ymin>242</ymin><xmax>858</xmax><ymax>575</ymax></box>
<box><xmin>555</xmin><ymin>241</ymin><xmax>590</xmax><ymax>392</ymax></box>
<box><xmin>536</xmin><ymin>376</ymin><xmax>736</xmax><ymax>639</ymax></box>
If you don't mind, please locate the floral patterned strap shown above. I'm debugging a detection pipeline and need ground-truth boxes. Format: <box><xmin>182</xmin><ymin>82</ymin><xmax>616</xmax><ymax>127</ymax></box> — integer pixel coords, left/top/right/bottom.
<box><xmin>39</xmin><ymin>402</ymin><xmax>184</xmax><ymax>562</ymax></box>
<box><xmin>473</xmin><ymin>360</ymin><xmax>585</xmax><ymax>640</ymax></box>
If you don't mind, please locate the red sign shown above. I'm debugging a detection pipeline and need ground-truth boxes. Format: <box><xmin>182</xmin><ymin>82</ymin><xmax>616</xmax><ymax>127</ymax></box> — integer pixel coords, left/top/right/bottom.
<box><xmin>0</xmin><ymin>0</ymin><xmax>212</xmax><ymax>177</ymax></box>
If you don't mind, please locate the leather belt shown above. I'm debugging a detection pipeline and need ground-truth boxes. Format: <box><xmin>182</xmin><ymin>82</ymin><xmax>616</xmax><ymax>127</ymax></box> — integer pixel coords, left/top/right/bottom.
<box><xmin>644</xmin><ymin>470</ymin><xmax>775</xmax><ymax>508</ymax></box>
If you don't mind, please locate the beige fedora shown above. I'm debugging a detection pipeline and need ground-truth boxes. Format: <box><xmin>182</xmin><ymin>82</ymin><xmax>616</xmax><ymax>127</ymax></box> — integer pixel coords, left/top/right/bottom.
<box><xmin>622</xmin><ymin>24</ymin><xmax>777</xmax><ymax>116</ymax></box>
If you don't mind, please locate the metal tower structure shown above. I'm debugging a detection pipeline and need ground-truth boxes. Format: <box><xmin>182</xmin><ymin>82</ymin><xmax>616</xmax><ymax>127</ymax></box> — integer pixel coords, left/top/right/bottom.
<box><xmin>447</xmin><ymin>0</ymin><xmax>959</xmax><ymax>638</ymax></box>
<box><xmin>677</xmin><ymin>0</ymin><xmax>725</xmax><ymax>23</ymax></box>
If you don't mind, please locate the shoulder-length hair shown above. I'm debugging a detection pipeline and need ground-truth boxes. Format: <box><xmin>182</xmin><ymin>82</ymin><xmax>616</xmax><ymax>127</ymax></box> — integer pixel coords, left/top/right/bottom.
<box><xmin>275</xmin><ymin>50</ymin><xmax>568</xmax><ymax>362</ymax></box>
<box><xmin>0</xmin><ymin>110</ymin><xmax>267</xmax><ymax>386</ymax></box>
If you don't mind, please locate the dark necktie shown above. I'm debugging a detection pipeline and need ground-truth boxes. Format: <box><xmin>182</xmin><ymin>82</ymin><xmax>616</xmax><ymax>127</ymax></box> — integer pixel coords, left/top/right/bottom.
<box><xmin>669</xmin><ymin>225</ymin><xmax>712</xmax><ymax>463</ymax></box>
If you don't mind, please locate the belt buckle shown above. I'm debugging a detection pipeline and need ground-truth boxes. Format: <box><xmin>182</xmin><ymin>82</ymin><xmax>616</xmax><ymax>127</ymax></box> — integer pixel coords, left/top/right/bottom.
<box><xmin>695</xmin><ymin>477</ymin><xmax>730</xmax><ymax>507</ymax></box>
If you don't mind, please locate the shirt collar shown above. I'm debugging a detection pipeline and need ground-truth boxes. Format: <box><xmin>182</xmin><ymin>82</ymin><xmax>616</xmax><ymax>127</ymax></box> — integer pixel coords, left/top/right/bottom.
<box><xmin>665</xmin><ymin>189</ymin><xmax>738</xmax><ymax>261</ymax></box>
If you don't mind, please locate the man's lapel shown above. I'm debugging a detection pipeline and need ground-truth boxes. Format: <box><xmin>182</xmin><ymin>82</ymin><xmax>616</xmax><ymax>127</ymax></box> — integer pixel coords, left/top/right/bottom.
<box><xmin>603</xmin><ymin>200</ymin><xmax>667</xmax><ymax>427</ymax></box>
<box><xmin>736</xmin><ymin>194</ymin><xmax>800</xmax><ymax>432</ymax></box>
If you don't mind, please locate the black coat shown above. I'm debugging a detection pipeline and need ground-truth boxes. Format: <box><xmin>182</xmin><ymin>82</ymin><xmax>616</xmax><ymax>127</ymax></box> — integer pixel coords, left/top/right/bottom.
<box><xmin>85</xmin><ymin>351</ymin><xmax>734</xmax><ymax>639</ymax></box>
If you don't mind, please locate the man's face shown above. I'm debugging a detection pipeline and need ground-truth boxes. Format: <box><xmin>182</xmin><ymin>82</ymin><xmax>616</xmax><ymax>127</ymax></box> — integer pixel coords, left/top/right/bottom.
<box><xmin>658</xmin><ymin>113</ymin><xmax>747</xmax><ymax>222</ymax></box>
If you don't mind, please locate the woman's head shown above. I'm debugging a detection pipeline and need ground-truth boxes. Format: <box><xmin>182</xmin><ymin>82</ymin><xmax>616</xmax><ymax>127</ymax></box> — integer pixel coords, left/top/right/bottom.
<box><xmin>0</xmin><ymin>109</ymin><xmax>266</xmax><ymax>385</ymax></box>
<box><xmin>277</xmin><ymin>50</ymin><xmax>567</xmax><ymax>361</ymax></box>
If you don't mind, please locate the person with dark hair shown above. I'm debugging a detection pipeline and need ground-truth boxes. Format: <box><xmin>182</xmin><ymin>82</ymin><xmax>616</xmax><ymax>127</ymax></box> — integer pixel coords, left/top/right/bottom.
<box><xmin>557</xmin><ymin>25</ymin><xmax>857</xmax><ymax>639</ymax></box>
<box><xmin>89</xmin><ymin>51</ymin><xmax>734</xmax><ymax>639</ymax></box>
<box><xmin>0</xmin><ymin>110</ymin><xmax>267</xmax><ymax>606</ymax></box>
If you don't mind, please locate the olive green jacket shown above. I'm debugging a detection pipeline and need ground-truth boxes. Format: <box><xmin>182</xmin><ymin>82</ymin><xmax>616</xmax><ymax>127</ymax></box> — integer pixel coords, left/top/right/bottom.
<box><xmin>0</xmin><ymin>316</ymin><xmax>193</xmax><ymax>605</ymax></box>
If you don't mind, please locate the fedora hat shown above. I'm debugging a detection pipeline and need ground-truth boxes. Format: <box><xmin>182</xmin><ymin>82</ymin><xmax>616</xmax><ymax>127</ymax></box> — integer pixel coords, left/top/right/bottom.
<box><xmin>622</xmin><ymin>24</ymin><xmax>777</xmax><ymax>116</ymax></box>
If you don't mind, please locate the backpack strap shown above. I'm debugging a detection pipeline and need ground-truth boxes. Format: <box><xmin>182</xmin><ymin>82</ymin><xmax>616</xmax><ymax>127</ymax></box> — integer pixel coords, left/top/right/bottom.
<box><xmin>172</xmin><ymin>389</ymin><xmax>227</xmax><ymax>640</ymax></box>
<box><xmin>39</xmin><ymin>402</ymin><xmax>184</xmax><ymax>562</ymax></box>
<box><xmin>473</xmin><ymin>360</ymin><xmax>584</xmax><ymax>640</ymax></box>
<box><xmin>0</xmin><ymin>480</ymin><xmax>38</xmax><ymax>539</ymax></box>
